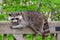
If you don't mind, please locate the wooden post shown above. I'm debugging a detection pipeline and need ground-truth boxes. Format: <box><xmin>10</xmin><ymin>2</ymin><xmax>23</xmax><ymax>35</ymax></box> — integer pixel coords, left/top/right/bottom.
<box><xmin>3</xmin><ymin>34</ymin><xmax>7</xmax><ymax>40</ymax></box>
<box><xmin>13</xmin><ymin>36</ymin><xmax>16</xmax><ymax>40</ymax></box>
<box><xmin>42</xmin><ymin>35</ymin><xmax>45</xmax><ymax>40</ymax></box>
<box><xmin>56</xmin><ymin>33</ymin><xmax>57</xmax><ymax>40</ymax></box>
<box><xmin>51</xmin><ymin>34</ymin><xmax>55</xmax><ymax>40</ymax></box>
<box><xmin>32</xmin><ymin>34</ymin><xmax>36</xmax><ymax>40</ymax></box>
<box><xmin>23</xmin><ymin>34</ymin><xmax>26</xmax><ymax>40</ymax></box>
<box><xmin>13</xmin><ymin>34</ymin><xmax>24</xmax><ymax>40</ymax></box>
<box><xmin>57</xmin><ymin>34</ymin><xmax>60</xmax><ymax>40</ymax></box>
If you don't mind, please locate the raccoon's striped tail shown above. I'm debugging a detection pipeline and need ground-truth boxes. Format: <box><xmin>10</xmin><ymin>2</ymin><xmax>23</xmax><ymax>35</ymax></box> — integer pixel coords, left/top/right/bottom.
<box><xmin>43</xmin><ymin>19</ymin><xmax>50</xmax><ymax>37</ymax></box>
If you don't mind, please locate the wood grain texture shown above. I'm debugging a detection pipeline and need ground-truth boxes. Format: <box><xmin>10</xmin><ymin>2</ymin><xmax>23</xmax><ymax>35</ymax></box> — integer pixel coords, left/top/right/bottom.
<box><xmin>0</xmin><ymin>21</ymin><xmax>60</xmax><ymax>34</ymax></box>
<box><xmin>0</xmin><ymin>21</ymin><xmax>35</xmax><ymax>34</ymax></box>
<box><xmin>48</xmin><ymin>21</ymin><xmax>60</xmax><ymax>33</ymax></box>
<box><xmin>57</xmin><ymin>34</ymin><xmax>60</xmax><ymax>40</ymax></box>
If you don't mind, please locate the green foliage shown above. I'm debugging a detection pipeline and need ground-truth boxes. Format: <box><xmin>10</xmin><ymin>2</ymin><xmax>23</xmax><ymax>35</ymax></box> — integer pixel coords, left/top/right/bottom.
<box><xmin>1</xmin><ymin>0</ymin><xmax>60</xmax><ymax>13</ymax></box>
<box><xmin>0</xmin><ymin>34</ymin><xmax>3</xmax><ymax>40</ymax></box>
<box><xmin>0</xmin><ymin>14</ymin><xmax>7</xmax><ymax>20</ymax></box>
<box><xmin>7</xmin><ymin>34</ymin><xmax>13</xmax><ymax>40</ymax></box>
<box><xmin>0</xmin><ymin>34</ymin><xmax>57</xmax><ymax>40</ymax></box>
<box><xmin>26</xmin><ymin>34</ymin><xmax>32</xmax><ymax>40</ymax></box>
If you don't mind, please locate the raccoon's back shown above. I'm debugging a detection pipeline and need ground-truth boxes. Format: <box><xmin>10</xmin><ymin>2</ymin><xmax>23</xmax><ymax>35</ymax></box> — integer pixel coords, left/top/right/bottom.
<box><xmin>25</xmin><ymin>10</ymin><xmax>50</xmax><ymax>36</ymax></box>
<box><xmin>26</xmin><ymin>10</ymin><xmax>44</xmax><ymax>30</ymax></box>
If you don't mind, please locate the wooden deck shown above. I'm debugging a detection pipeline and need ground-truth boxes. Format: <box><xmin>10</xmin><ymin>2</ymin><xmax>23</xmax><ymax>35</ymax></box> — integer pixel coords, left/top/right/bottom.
<box><xmin>0</xmin><ymin>21</ymin><xmax>60</xmax><ymax>40</ymax></box>
<box><xmin>0</xmin><ymin>21</ymin><xmax>60</xmax><ymax>34</ymax></box>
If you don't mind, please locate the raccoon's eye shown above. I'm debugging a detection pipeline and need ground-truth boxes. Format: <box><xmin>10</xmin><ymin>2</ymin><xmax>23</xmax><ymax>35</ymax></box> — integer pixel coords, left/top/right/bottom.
<box><xmin>16</xmin><ymin>18</ymin><xmax>19</xmax><ymax>20</ymax></box>
<box><xmin>11</xmin><ymin>18</ymin><xmax>14</xmax><ymax>20</ymax></box>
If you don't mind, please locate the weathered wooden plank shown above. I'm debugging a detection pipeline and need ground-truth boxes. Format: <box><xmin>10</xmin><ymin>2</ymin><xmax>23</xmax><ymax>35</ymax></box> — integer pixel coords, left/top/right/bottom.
<box><xmin>48</xmin><ymin>21</ymin><xmax>60</xmax><ymax>33</ymax></box>
<box><xmin>0</xmin><ymin>21</ymin><xmax>60</xmax><ymax>34</ymax></box>
<box><xmin>0</xmin><ymin>21</ymin><xmax>35</xmax><ymax>34</ymax></box>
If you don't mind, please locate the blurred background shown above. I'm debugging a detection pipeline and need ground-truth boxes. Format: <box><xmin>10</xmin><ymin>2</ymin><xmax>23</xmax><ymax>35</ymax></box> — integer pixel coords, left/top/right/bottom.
<box><xmin>0</xmin><ymin>0</ymin><xmax>60</xmax><ymax>40</ymax></box>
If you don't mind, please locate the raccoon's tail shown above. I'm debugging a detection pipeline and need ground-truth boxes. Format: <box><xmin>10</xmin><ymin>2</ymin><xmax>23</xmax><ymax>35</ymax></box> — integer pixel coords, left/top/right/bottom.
<box><xmin>43</xmin><ymin>19</ymin><xmax>50</xmax><ymax>37</ymax></box>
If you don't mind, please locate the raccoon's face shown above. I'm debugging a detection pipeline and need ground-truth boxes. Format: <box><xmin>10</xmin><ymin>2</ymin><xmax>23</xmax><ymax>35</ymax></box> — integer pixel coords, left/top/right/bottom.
<box><xmin>8</xmin><ymin>12</ymin><xmax>24</xmax><ymax>23</ymax></box>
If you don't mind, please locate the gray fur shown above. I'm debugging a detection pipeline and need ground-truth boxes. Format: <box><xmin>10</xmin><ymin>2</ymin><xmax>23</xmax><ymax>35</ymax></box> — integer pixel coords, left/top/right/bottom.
<box><xmin>8</xmin><ymin>10</ymin><xmax>50</xmax><ymax>36</ymax></box>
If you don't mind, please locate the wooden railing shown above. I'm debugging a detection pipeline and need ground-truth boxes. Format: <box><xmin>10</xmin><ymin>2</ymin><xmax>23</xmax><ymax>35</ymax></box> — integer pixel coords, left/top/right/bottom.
<box><xmin>0</xmin><ymin>21</ymin><xmax>60</xmax><ymax>40</ymax></box>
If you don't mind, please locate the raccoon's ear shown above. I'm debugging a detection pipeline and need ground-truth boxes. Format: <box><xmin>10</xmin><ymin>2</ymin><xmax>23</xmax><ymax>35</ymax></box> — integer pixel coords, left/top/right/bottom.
<box><xmin>21</xmin><ymin>12</ymin><xmax>24</xmax><ymax>16</ymax></box>
<box><xmin>17</xmin><ymin>13</ymin><xmax>20</xmax><ymax>15</ymax></box>
<box><xmin>8</xmin><ymin>14</ymin><xmax>12</xmax><ymax>16</ymax></box>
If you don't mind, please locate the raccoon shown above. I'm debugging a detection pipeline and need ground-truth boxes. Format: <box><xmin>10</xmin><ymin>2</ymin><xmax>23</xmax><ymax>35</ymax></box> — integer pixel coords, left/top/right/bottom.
<box><xmin>8</xmin><ymin>10</ymin><xmax>50</xmax><ymax>36</ymax></box>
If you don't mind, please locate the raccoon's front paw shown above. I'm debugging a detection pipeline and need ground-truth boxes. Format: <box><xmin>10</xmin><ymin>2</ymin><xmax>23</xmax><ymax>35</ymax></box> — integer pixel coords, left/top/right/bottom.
<box><xmin>10</xmin><ymin>26</ymin><xmax>18</xmax><ymax>29</ymax></box>
<box><xmin>10</xmin><ymin>26</ymin><xmax>13</xmax><ymax>29</ymax></box>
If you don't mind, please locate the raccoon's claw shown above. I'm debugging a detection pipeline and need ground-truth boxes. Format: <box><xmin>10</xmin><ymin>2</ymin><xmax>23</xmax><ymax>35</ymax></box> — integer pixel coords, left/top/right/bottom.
<box><xmin>10</xmin><ymin>26</ymin><xmax>13</xmax><ymax>29</ymax></box>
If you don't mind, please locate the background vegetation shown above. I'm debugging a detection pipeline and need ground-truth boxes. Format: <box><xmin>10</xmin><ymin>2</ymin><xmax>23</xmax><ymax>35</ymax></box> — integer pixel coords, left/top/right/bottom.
<box><xmin>0</xmin><ymin>0</ymin><xmax>60</xmax><ymax>40</ymax></box>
